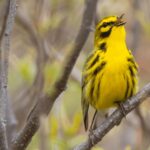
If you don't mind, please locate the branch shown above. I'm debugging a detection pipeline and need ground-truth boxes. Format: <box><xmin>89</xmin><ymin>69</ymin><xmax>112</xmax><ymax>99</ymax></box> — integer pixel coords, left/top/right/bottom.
<box><xmin>0</xmin><ymin>0</ymin><xmax>17</xmax><ymax>149</ymax></box>
<box><xmin>11</xmin><ymin>0</ymin><xmax>98</xmax><ymax>149</ymax></box>
<box><xmin>43</xmin><ymin>41</ymin><xmax>81</xmax><ymax>83</ymax></box>
<box><xmin>74</xmin><ymin>83</ymin><xmax>150</xmax><ymax>150</ymax></box>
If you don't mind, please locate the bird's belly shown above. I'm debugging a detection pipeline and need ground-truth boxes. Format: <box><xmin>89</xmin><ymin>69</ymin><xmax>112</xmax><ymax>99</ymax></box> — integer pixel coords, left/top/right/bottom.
<box><xmin>95</xmin><ymin>67</ymin><xmax>127</xmax><ymax>109</ymax></box>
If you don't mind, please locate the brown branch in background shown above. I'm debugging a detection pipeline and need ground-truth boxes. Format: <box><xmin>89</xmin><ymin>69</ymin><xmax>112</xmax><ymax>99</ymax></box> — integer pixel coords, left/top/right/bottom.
<box><xmin>5</xmin><ymin>97</ymin><xmax>17</xmax><ymax>148</ymax></box>
<box><xmin>0</xmin><ymin>1</ymin><xmax>9</xmax><ymax>43</ymax></box>
<box><xmin>0</xmin><ymin>0</ymin><xmax>17</xmax><ymax>149</ymax></box>
<box><xmin>74</xmin><ymin>83</ymin><xmax>150</xmax><ymax>150</ymax></box>
<box><xmin>43</xmin><ymin>41</ymin><xmax>81</xmax><ymax>83</ymax></box>
<box><xmin>11</xmin><ymin>0</ymin><xmax>98</xmax><ymax>149</ymax></box>
<box><xmin>34</xmin><ymin>0</ymin><xmax>45</xmax><ymax>24</ymax></box>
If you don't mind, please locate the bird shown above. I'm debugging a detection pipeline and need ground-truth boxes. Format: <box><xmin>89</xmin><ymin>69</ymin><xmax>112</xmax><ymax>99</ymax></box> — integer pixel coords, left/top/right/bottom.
<box><xmin>81</xmin><ymin>14</ymin><xmax>138</xmax><ymax>131</ymax></box>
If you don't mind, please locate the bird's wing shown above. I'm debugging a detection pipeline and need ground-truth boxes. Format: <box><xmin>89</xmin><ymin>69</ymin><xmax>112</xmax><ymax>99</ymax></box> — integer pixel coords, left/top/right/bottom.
<box><xmin>81</xmin><ymin>50</ymin><xmax>101</xmax><ymax>131</ymax></box>
<box><xmin>81</xmin><ymin>73</ymin><xmax>89</xmax><ymax>131</ymax></box>
<box><xmin>81</xmin><ymin>52</ymin><xmax>94</xmax><ymax>131</ymax></box>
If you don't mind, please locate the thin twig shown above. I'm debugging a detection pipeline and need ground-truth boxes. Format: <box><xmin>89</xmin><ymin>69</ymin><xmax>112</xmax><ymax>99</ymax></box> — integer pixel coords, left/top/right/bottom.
<box><xmin>0</xmin><ymin>1</ymin><xmax>9</xmax><ymax>43</ymax></box>
<box><xmin>11</xmin><ymin>0</ymin><xmax>98</xmax><ymax>149</ymax></box>
<box><xmin>74</xmin><ymin>83</ymin><xmax>150</xmax><ymax>150</ymax></box>
<box><xmin>0</xmin><ymin>0</ymin><xmax>17</xmax><ymax>149</ymax></box>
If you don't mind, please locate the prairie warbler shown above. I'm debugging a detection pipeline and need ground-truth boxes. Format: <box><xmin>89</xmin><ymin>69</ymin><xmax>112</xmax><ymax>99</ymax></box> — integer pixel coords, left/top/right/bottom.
<box><xmin>81</xmin><ymin>14</ymin><xmax>138</xmax><ymax>131</ymax></box>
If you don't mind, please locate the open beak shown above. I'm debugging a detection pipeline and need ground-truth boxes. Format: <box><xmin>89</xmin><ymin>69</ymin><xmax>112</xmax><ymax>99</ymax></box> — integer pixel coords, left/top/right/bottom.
<box><xmin>116</xmin><ymin>14</ymin><xmax>126</xmax><ymax>26</ymax></box>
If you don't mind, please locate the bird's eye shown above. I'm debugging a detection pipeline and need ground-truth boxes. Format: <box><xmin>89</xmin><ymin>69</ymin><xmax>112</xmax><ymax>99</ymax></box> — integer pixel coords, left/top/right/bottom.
<box><xmin>108</xmin><ymin>22</ymin><xmax>115</xmax><ymax>25</ymax></box>
<box><xmin>102</xmin><ymin>22</ymin><xmax>108</xmax><ymax>27</ymax></box>
<box><xmin>102</xmin><ymin>21</ymin><xmax>115</xmax><ymax>28</ymax></box>
<box><xmin>98</xmin><ymin>21</ymin><xmax>115</xmax><ymax>30</ymax></box>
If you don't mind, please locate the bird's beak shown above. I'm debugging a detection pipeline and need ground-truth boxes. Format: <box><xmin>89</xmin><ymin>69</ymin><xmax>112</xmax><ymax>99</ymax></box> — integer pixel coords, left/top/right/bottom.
<box><xmin>116</xmin><ymin>14</ymin><xmax>126</xmax><ymax>26</ymax></box>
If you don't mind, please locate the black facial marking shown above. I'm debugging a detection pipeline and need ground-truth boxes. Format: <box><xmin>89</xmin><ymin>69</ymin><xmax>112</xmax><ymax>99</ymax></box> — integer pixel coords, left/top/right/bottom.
<box><xmin>100</xmin><ymin>27</ymin><xmax>112</xmax><ymax>38</ymax></box>
<box><xmin>99</xmin><ymin>42</ymin><xmax>106</xmax><ymax>51</ymax></box>
<box><xmin>108</xmin><ymin>21</ymin><xmax>115</xmax><ymax>25</ymax></box>
<box><xmin>102</xmin><ymin>22</ymin><xmax>107</xmax><ymax>27</ymax></box>
<box><xmin>99</xmin><ymin>21</ymin><xmax>115</xmax><ymax>29</ymax></box>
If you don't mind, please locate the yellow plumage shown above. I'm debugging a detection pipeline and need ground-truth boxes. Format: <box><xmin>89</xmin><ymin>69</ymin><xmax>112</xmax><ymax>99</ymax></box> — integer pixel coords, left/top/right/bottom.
<box><xmin>81</xmin><ymin>15</ymin><xmax>138</xmax><ymax>131</ymax></box>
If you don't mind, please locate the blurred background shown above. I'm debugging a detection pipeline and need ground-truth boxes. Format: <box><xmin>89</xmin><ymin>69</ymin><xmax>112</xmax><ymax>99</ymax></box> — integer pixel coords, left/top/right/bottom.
<box><xmin>1</xmin><ymin>0</ymin><xmax>150</xmax><ymax>149</ymax></box>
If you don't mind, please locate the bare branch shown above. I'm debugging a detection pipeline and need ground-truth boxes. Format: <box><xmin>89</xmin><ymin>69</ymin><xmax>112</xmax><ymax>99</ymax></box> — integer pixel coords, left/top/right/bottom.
<box><xmin>44</xmin><ymin>41</ymin><xmax>81</xmax><ymax>83</ymax></box>
<box><xmin>11</xmin><ymin>0</ymin><xmax>98</xmax><ymax>149</ymax></box>
<box><xmin>0</xmin><ymin>0</ymin><xmax>17</xmax><ymax>149</ymax></box>
<box><xmin>74</xmin><ymin>83</ymin><xmax>150</xmax><ymax>150</ymax></box>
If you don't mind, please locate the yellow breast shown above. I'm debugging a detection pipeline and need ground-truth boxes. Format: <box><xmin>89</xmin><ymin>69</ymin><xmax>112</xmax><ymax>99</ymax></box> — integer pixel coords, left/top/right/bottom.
<box><xmin>95</xmin><ymin>59</ymin><xmax>128</xmax><ymax>109</ymax></box>
<box><xmin>93</xmin><ymin>56</ymin><xmax>137</xmax><ymax>109</ymax></box>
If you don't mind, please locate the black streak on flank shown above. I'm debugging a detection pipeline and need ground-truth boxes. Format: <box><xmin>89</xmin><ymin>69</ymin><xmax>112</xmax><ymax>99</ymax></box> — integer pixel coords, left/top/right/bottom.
<box><xmin>127</xmin><ymin>58</ymin><xmax>138</xmax><ymax>70</ymax></box>
<box><xmin>100</xmin><ymin>27</ymin><xmax>112</xmax><ymax>38</ymax></box>
<box><xmin>99</xmin><ymin>42</ymin><xmax>106</xmax><ymax>51</ymax></box>
<box><xmin>97</xmin><ymin>73</ymin><xmax>103</xmax><ymax>99</ymax></box>
<box><xmin>86</xmin><ymin>53</ymin><xmax>94</xmax><ymax>64</ymax></box>
<box><xmin>128</xmin><ymin>66</ymin><xmax>136</xmax><ymax>97</ymax></box>
<box><xmin>88</xmin><ymin>55</ymin><xmax>99</xmax><ymax>69</ymax></box>
<box><xmin>93</xmin><ymin>61</ymin><xmax>106</xmax><ymax>75</ymax></box>
<box><xmin>129</xmin><ymin>66</ymin><xmax>135</xmax><ymax>76</ymax></box>
<box><xmin>125</xmin><ymin>75</ymin><xmax>129</xmax><ymax>99</ymax></box>
<box><xmin>90</xmin><ymin>78</ymin><xmax>95</xmax><ymax>99</ymax></box>
<box><xmin>130</xmin><ymin>79</ymin><xmax>135</xmax><ymax>97</ymax></box>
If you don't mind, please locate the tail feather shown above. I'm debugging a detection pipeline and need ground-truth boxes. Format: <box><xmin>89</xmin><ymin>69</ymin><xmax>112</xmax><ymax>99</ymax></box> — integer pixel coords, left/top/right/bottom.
<box><xmin>81</xmin><ymin>97</ymin><xmax>89</xmax><ymax>131</ymax></box>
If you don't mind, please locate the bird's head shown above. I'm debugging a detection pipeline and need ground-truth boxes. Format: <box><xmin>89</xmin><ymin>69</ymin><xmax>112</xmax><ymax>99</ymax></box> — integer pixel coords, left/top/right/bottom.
<box><xmin>95</xmin><ymin>14</ymin><xmax>126</xmax><ymax>45</ymax></box>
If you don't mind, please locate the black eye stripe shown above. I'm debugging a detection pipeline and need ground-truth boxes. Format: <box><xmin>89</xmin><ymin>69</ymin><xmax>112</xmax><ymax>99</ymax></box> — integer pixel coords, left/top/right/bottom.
<box><xmin>102</xmin><ymin>23</ymin><xmax>107</xmax><ymax>27</ymax></box>
<box><xmin>99</xmin><ymin>21</ymin><xmax>115</xmax><ymax>28</ymax></box>
<box><xmin>106</xmin><ymin>21</ymin><xmax>115</xmax><ymax>26</ymax></box>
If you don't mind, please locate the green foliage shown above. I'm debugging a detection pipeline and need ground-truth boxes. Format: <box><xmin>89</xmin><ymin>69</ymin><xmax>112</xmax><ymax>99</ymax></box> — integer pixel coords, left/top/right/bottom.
<box><xmin>9</xmin><ymin>54</ymin><xmax>35</xmax><ymax>91</ymax></box>
<box><xmin>44</xmin><ymin>61</ymin><xmax>60</xmax><ymax>92</ymax></box>
<box><xmin>38</xmin><ymin>13</ymin><xmax>64</xmax><ymax>34</ymax></box>
<box><xmin>18</xmin><ymin>57</ymin><xmax>35</xmax><ymax>82</ymax></box>
<box><xmin>27</xmin><ymin>133</ymin><xmax>39</xmax><ymax>150</ymax></box>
